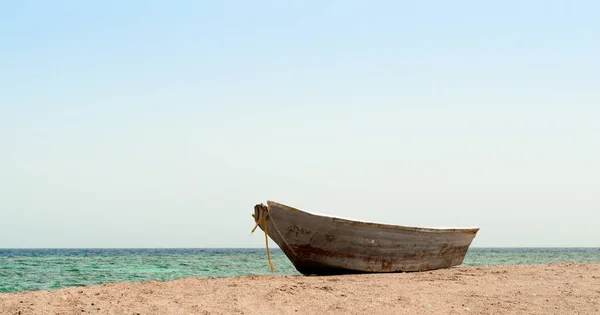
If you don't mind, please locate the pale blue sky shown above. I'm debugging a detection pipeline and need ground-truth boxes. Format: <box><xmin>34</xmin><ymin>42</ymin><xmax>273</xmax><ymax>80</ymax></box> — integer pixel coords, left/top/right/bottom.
<box><xmin>1</xmin><ymin>1</ymin><xmax>598</xmax><ymax>248</ymax></box>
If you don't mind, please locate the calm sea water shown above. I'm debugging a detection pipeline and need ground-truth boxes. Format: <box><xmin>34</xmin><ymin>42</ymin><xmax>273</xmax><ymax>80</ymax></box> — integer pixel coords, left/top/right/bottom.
<box><xmin>1</xmin><ymin>248</ymin><xmax>599</xmax><ymax>293</ymax></box>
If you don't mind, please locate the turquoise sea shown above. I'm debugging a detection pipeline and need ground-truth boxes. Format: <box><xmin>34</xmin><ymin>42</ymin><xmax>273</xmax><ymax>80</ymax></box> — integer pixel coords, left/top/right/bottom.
<box><xmin>1</xmin><ymin>248</ymin><xmax>599</xmax><ymax>293</ymax></box>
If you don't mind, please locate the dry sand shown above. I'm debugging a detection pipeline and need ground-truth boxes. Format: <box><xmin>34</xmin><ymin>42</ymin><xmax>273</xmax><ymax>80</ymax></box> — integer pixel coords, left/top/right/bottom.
<box><xmin>1</xmin><ymin>263</ymin><xmax>599</xmax><ymax>315</ymax></box>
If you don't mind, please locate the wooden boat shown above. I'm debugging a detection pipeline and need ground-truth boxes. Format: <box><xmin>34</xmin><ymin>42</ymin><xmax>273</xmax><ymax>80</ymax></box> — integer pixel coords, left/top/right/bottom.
<box><xmin>252</xmin><ymin>201</ymin><xmax>479</xmax><ymax>275</ymax></box>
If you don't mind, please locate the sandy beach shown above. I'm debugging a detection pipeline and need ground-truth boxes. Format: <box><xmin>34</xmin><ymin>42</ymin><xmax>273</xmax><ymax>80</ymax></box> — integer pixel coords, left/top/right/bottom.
<box><xmin>1</xmin><ymin>263</ymin><xmax>598</xmax><ymax>315</ymax></box>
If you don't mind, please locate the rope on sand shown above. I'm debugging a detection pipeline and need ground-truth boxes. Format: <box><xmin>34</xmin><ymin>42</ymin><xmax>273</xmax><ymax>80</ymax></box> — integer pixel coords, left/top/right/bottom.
<box><xmin>251</xmin><ymin>213</ymin><xmax>276</xmax><ymax>271</ymax></box>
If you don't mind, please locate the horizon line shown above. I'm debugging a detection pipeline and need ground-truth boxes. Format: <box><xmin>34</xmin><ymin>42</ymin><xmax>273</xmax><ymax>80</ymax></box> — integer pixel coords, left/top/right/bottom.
<box><xmin>1</xmin><ymin>246</ymin><xmax>599</xmax><ymax>250</ymax></box>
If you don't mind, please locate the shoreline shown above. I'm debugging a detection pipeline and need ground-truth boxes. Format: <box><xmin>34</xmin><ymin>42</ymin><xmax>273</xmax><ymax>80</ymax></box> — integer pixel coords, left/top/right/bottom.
<box><xmin>1</xmin><ymin>263</ymin><xmax>599</xmax><ymax>314</ymax></box>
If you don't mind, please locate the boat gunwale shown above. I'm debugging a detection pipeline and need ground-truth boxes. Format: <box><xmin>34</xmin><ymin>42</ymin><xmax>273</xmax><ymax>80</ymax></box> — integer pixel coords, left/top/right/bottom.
<box><xmin>266</xmin><ymin>200</ymin><xmax>480</xmax><ymax>234</ymax></box>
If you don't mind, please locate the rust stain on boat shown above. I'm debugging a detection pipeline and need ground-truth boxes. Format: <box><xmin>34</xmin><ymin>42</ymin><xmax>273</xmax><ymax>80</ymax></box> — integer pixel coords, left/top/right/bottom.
<box><xmin>286</xmin><ymin>225</ymin><xmax>311</xmax><ymax>237</ymax></box>
<box><xmin>324</xmin><ymin>233</ymin><xmax>336</xmax><ymax>242</ymax></box>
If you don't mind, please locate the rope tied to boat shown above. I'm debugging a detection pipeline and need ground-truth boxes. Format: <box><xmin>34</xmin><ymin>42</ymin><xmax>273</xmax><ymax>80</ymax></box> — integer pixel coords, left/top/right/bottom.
<box><xmin>251</xmin><ymin>210</ymin><xmax>276</xmax><ymax>271</ymax></box>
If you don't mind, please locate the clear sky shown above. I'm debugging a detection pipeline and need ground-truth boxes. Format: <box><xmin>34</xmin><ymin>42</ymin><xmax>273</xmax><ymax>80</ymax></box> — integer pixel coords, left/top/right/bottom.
<box><xmin>1</xmin><ymin>1</ymin><xmax>598</xmax><ymax>248</ymax></box>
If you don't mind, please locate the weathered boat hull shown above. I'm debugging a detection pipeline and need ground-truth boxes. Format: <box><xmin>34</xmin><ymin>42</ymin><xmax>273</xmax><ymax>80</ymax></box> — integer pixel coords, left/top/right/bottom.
<box><xmin>253</xmin><ymin>201</ymin><xmax>479</xmax><ymax>275</ymax></box>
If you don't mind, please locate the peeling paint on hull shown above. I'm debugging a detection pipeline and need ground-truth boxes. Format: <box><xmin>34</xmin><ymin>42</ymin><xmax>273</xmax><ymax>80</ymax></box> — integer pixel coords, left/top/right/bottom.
<box><xmin>253</xmin><ymin>201</ymin><xmax>479</xmax><ymax>276</ymax></box>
